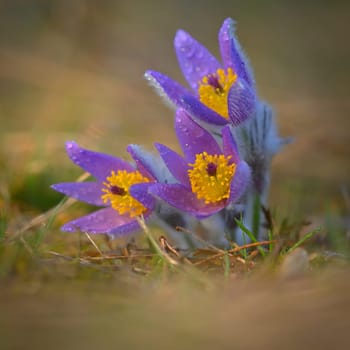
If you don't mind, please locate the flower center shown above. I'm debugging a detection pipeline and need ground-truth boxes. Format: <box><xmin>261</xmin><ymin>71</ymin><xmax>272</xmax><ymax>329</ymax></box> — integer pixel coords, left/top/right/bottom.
<box><xmin>188</xmin><ymin>152</ymin><xmax>236</xmax><ymax>204</ymax></box>
<box><xmin>198</xmin><ymin>68</ymin><xmax>237</xmax><ymax>119</ymax></box>
<box><xmin>101</xmin><ymin>170</ymin><xmax>150</xmax><ymax>218</ymax></box>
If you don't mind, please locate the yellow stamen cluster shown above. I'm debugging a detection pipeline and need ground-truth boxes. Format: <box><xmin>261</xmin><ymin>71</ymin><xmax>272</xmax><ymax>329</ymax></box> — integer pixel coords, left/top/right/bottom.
<box><xmin>198</xmin><ymin>68</ymin><xmax>237</xmax><ymax>119</ymax></box>
<box><xmin>188</xmin><ymin>152</ymin><xmax>236</xmax><ymax>204</ymax></box>
<box><xmin>101</xmin><ymin>170</ymin><xmax>149</xmax><ymax>218</ymax></box>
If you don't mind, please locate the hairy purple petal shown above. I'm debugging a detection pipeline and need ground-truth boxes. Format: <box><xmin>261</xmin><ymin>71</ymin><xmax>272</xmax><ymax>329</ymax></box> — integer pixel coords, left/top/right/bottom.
<box><xmin>51</xmin><ymin>182</ymin><xmax>105</xmax><ymax>206</ymax></box>
<box><xmin>65</xmin><ymin>141</ymin><xmax>134</xmax><ymax>182</ymax></box>
<box><xmin>174</xmin><ymin>29</ymin><xmax>221</xmax><ymax>91</ymax></box>
<box><xmin>228</xmin><ymin>161</ymin><xmax>251</xmax><ymax>204</ymax></box>
<box><xmin>218</xmin><ymin>18</ymin><xmax>234</xmax><ymax>69</ymax></box>
<box><xmin>129</xmin><ymin>183</ymin><xmax>156</xmax><ymax>210</ymax></box>
<box><xmin>222</xmin><ymin>126</ymin><xmax>240</xmax><ymax>164</ymax></box>
<box><xmin>218</xmin><ymin>18</ymin><xmax>255</xmax><ymax>87</ymax></box>
<box><xmin>149</xmin><ymin>184</ymin><xmax>223</xmax><ymax>218</ymax></box>
<box><xmin>181</xmin><ymin>95</ymin><xmax>228</xmax><ymax>126</ymax></box>
<box><xmin>144</xmin><ymin>70</ymin><xmax>193</xmax><ymax>107</ymax></box>
<box><xmin>127</xmin><ymin>144</ymin><xmax>157</xmax><ymax>181</ymax></box>
<box><xmin>227</xmin><ymin>79</ymin><xmax>256</xmax><ymax>126</ymax></box>
<box><xmin>155</xmin><ymin>143</ymin><xmax>190</xmax><ymax>187</ymax></box>
<box><xmin>175</xmin><ymin>109</ymin><xmax>221</xmax><ymax>162</ymax></box>
<box><xmin>108</xmin><ymin>213</ymin><xmax>151</xmax><ymax>236</ymax></box>
<box><xmin>61</xmin><ymin>207</ymin><xmax>141</xmax><ymax>236</ymax></box>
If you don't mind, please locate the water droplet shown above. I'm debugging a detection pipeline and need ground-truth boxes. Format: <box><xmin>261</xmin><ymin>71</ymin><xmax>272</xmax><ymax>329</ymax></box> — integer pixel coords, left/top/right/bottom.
<box><xmin>196</xmin><ymin>50</ymin><xmax>203</xmax><ymax>59</ymax></box>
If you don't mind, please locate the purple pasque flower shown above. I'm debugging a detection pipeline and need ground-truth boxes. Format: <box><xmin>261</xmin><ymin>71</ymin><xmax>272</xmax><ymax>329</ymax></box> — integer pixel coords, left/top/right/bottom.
<box><xmin>51</xmin><ymin>142</ymin><xmax>157</xmax><ymax>236</ymax></box>
<box><xmin>145</xmin><ymin>18</ymin><xmax>256</xmax><ymax>127</ymax></box>
<box><xmin>149</xmin><ymin>109</ymin><xmax>251</xmax><ymax>218</ymax></box>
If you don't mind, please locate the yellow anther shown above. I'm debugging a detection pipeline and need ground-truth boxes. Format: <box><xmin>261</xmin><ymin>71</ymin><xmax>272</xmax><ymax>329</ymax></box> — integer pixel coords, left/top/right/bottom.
<box><xmin>101</xmin><ymin>170</ymin><xmax>149</xmax><ymax>217</ymax></box>
<box><xmin>198</xmin><ymin>68</ymin><xmax>237</xmax><ymax>119</ymax></box>
<box><xmin>188</xmin><ymin>152</ymin><xmax>236</xmax><ymax>204</ymax></box>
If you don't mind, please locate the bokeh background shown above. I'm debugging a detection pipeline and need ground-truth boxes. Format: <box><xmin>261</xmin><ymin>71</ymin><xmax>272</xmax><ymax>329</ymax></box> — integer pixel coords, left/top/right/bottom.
<box><xmin>0</xmin><ymin>0</ymin><xmax>349</xmax><ymax>220</ymax></box>
<box><xmin>1</xmin><ymin>2</ymin><xmax>350</xmax><ymax>349</ymax></box>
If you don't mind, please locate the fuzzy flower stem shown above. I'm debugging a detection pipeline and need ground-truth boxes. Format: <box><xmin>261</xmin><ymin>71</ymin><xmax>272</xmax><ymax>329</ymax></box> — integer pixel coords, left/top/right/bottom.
<box><xmin>232</xmin><ymin>102</ymin><xmax>284</xmax><ymax>243</ymax></box>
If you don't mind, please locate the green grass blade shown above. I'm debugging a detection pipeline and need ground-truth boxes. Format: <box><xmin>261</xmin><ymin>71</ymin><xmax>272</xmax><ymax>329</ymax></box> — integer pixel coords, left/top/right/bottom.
<box><xmin>252</xmin><ymin>193</ymin><xmax>261</xmax><ymax>239</ymax></box>
<box><xmin>268</xmin><ymin>230</ymin><xmax>274</xmax><ymax>252</ymax></box>
<box><xmin>234</xmin><ymin>218</ymin><xmax>266</xmax><ymax>257</ymax></box>
<box><xmin>288</xmin><ymin>227</ymin><xmax>322</xmax><ymax>253</ymax></box>
<box><xmin>223</xmin><ymin>251</ymin><xmax>230</xmax><ymax>279</ymax></box>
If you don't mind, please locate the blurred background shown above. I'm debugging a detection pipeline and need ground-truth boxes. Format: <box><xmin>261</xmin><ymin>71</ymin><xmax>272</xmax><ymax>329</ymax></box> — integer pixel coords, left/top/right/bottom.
<box><xmin>1</xmin><ymin>2</ymin><xmax>350</xmax><ymax>349</ymax></box>
<box><xmin>0</xmin><ymin>0</ymin><xmax>349</xmax><ymax>219</ymax></box>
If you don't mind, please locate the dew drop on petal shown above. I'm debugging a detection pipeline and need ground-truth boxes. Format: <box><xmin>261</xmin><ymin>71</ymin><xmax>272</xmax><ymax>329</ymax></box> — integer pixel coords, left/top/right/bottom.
<box><xmin>196</xmin><ymin>50</ymin><xmax>204</xmax><ymax>59</ymax></box>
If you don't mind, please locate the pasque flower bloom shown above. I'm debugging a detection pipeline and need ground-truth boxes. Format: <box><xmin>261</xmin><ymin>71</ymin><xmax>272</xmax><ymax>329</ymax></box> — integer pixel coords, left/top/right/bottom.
<box><xmin>149</xmin><ymin>109</ymin><xmax>251</xmax><ymax>218</ymax></box>
<box><xmin>51</xmin><ymin>142</ymin><xmax>157</xmax><ymax>236</ymax></box>
<box><xmin>145</xmin><ymin>18</ymin><xmax>256</xmax><ymax>126</ymax></box>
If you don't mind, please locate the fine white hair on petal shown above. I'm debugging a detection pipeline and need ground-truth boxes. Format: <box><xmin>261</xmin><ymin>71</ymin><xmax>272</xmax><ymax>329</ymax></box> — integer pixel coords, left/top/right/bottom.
<box><xmin>128</xmin><ymin>144</ymin><xmax>176</xmax><ymax>184</ymax></box>
<box><xmin>254</xmin><ymin>101</ymin><xmax>281</xmax><ymax>156</ymax></box>
<box><xmin>233</xmin><ymin>100</ymin><xmax>289</xmax><ymax>161</ymax></box>
<box><xmin>230</xmin><ymin>22</ymin><xmax>255</xmax><ymax>87</ymax></box>
<box><xmin>144</xmin><ymin>71</ymin><xmax>177</xmax><ymax>110</ymax></box>
<box><xmin>259</xmin><ymin>102</ymin><xmax>286</xmax><ymax>156</ymax></box>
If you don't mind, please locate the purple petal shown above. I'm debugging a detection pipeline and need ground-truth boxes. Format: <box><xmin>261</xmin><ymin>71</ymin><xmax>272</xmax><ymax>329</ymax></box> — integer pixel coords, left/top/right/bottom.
<box><xmin>181</xmin><ymin>95</ymin><xmax>228</xmax><ymax>126</ymax></box>
<box><xmin>155</xmin><ymin>143</ymin><xmax>190</xmax><ymax>187</ymax></box>
<box><xmin>149</xmin><ymin>184</ymin><xmax>224</xmax><ymax>218</ymax></box>
<box><xmin>227</xmin><ymin>79</ymin><xmax>256</xmax><ymax>126</ymax></box>
<box><xmin>65</xmin><ymin>141</ymin><xmax>134</xmax><ymax>182</ymax></box>
<box><xmin>218</xmin><ymin>18</ymin><xmax>234</xmax><ymax>69</ymax></box>
<box><xmin>127</xmin><ymin>144</ymin><xmax>157</xmax><ymax>181</ymax></box>
<box><xmin>222</xmin><ymin>126</ymin><xmax>240</xmax><ymax>164</ymax></box>
<box><xmin>108</xmin><ymin>212</ymin><xmax>151</xmax><ymax>236</ymax></box>
<box><xmin>218</xmin><ymin>18</ymin><xmax>255</xmax><ymax>87</ymax></box>
<box><xmin>144</xmin><ymin>70</ymin><xmax>193</xmax><ymax>107</ymax></box>
<box><xmin>61</xmin><ymin>207</ymin><xmax>142</xmax><ymax>236</ymax></box>
<box><xmin>51</xmin><ymin>182</ymin><xmax>105</xmax><ymax>206</ymax></box>
<box><xmin>174</xmin><ymin>29</ymin><xmax>221</xmax><ymax>91</ymax></box>
<box><xmin>129</xmin><ymin>183</ymin><xmax>156</xmax><ymax>210</ymax></box>
<box><xmin>228</xmin><ymin>161</ymin><xmax>251</xmax><ymax>204</ymax></box>
<box><xmin>175</xmin><ymin>109</ymin><xmax>221</xmax><ymax>162</ymax></box>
